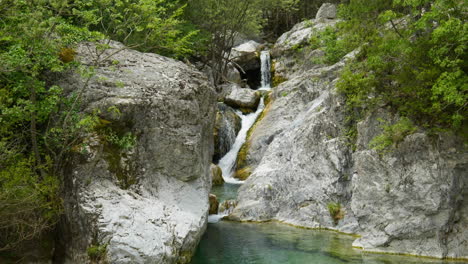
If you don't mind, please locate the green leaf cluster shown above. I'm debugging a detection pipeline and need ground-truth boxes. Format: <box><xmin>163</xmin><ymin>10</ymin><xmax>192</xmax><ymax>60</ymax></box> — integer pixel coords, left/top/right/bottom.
<box><xmin>336</xmin><ymin>0</ymin><xmax>467</xmax><ymax>133</ymax></box>
<box><xmin>369</xmin><ymin>117</ymin><xmax>417</xmax><ymax>155</ymax></box>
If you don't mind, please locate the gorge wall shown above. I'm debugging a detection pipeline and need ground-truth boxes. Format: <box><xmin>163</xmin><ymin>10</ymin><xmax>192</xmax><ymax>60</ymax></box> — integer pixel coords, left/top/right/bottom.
<box><xmin>57</xmin><ymin>41</ymin><xmax>216</xmax><ymax>263</ymax></box>
<box><xmin>229</xmin><ymin>6</ymin><xmax>468</xmax><ymax>260</ymax></box>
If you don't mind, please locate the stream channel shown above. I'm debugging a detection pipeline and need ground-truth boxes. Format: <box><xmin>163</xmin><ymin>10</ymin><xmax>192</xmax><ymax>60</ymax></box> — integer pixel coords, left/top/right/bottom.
<box><xmin>190</xmin><ymin>51</ymin><xmax>467</xmax><ymax>264</ymax></box>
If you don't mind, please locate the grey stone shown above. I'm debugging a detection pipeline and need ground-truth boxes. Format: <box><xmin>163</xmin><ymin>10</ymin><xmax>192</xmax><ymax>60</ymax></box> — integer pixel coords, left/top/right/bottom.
<box><xmin>230</xmin><ymin>40</ymin><xmax>262</xmax><ymax>71</ymax></box>
<box><xmin>58</xmin><ymin>41</ymin><xmax>216</xmax><ymax>263</ymax></box>
<box><xmin>316</xmin><ymin>3</ymin><xmax>337</xmax><ymax>20</ymax></box>
<box><xmin>224</xmin><ymin>85</ymin><xmax>260</xmax><ymax>110</ymax></box>
<box><xmin>272</xmin><ymin>19</ymin><xmax>338</xmax><ymax>59</ymax></box>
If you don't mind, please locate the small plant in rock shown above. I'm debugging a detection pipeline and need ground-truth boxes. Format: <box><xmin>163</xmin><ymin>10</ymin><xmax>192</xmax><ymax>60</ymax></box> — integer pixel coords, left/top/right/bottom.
<box><xmin>104</xmin><ymin>130</ymin><xmax>137</xmax><ymax>150</ymax></box>
<box><xmin>369</xmin><ymin>117</ymin><xmax>417</xmax><ymax>155</ymax></box>
<box><xmin>327</xmin><ymin>202</ymin><xmax>344</xmax><ymax>225</ymax></box>
<box><xmin>87</xmin><ymin>243</ymin><xmax>108</xmax><ymax>263</ymax></box>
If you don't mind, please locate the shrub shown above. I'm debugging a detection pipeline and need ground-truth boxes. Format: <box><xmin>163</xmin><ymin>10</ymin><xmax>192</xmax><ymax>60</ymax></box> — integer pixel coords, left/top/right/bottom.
<box><xmin>327</xmin><ymin>202</ymin><xmax>344</xmax><ymax>225</ymax></box>
<box><xmin>369</xmin><ymin>117</ymin><xmax>417</xmax><ymax>155</ymax></box>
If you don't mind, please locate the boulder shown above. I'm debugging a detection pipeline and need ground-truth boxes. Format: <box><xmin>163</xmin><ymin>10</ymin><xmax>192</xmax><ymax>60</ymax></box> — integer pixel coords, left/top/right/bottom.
<box><xmin>210</xmin><ymin>164</ymin><xmax>224</xmax><ymax>186</ymax></box>
<box><xmin>230</xmin><ymin>40</ymin><xmax>262</xmax><ymax>71</ymax></box>
<box><xmin>209</xmin><ymin>194</ymin><xmax>219</xmax><ymax>215</ymax></box>
<box><xmin>224</xmin><ymin>84</ymin><xmax>260</xmax><ymax>110</ymax></box>
<box><xmin>316</xmin><ymin>3</ymin><xmax>337</xmax><ymax>20</ymax></box>
<box><xmin>57</xmin><ymin>41</ymin><xmax>216</xmax><ymax>264</ymax></box>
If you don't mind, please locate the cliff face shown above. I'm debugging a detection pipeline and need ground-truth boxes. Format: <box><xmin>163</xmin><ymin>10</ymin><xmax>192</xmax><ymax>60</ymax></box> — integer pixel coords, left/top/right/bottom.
<box><xmin>230</xmin><ymin>13</ymin><xmax>468</xmax><ymax>259</ymax></box>
<box><xmin>57</xmin><ymin>41</ymin><xmax>217</xmax><ymax>263</ymax></box>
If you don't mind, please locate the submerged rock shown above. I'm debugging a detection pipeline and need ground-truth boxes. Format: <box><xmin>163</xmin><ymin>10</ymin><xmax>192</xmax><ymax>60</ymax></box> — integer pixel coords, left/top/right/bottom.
<box><xmin>58</xmin><ymin>41</ymin><xmax>216</xmax><ymax>263</ymax></box>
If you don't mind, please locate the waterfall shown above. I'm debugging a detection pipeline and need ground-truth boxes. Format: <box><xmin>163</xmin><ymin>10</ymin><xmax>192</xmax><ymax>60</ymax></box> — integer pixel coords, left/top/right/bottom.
<box><xmin>217</xmin><ymin>100</ymin><xmax>266</xmax><ymax>184</ymax></box>
<box><xmin>217</xmin><ymin>50</ymin><xmax>272</xmax><ymax>185</ymax></box>
<box><xmin>259</xmin><ymin>50</ymin><xmax>271</xmax><ymax>90</ymax></box>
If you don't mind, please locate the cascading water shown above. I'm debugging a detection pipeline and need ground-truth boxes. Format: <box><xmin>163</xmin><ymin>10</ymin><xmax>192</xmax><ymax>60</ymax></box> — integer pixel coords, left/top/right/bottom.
<box><xmin>259</xmin><ymin>51</ymin><xmax>271</xmax><ymax>90</ymax></box>
<box><xmin>217</xmin><ymin>50</ymin><xmax>272</xmax><ymax>185</ymax></box>
<box><xmin>209</xmin><ymin>50</ymin><xmax>272</xmax><ymax>223</ymax></box>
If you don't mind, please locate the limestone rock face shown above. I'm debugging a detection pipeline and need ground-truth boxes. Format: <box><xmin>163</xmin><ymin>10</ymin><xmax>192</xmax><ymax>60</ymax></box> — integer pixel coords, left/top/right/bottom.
<box><xmin>316</xmin><ymin>3</ymin><xmax>337</xmax><ymax>20</ymax></box>
<box><xmin>272</xmin><ymin>19</ymin><xmax>337</xmax><ymax>59</ymax></box>
<box><xmin>213</xmin><ymin>103</ymin><xmax>242</xmax><ymax>162</ymax></box>
<box><xmin>351</xmin><ymin>130</ymin><xmax>468</xmax><ymax>259</ymax></box>
<box><xmin>230</xmin><ymin>14</ymin><xmax>468</xmax><ymax>259</ymax></box>
<box><xmin>224</xmin><ymin>85</ymin><xmax>260</xmax><ymax>110</ymax></box>
<box><xmin>58</xmin><ymin>41</ymin><xmax>216</xmax><ymax>264</ymax></box>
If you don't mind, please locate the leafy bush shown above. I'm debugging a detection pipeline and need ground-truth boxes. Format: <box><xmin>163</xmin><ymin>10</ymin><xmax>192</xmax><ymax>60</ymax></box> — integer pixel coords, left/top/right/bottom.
<box><xmin>336</xmin><ymin>0</ymin><xmax>467</xmax><ymax>133</ymax></box>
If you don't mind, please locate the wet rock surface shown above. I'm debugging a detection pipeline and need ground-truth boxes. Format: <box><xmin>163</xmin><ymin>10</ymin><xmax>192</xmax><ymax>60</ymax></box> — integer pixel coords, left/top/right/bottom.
<box><xmin>213</xmin><ymin>103</ymin><xmax>242</xmax><ymax>163</ymax></box>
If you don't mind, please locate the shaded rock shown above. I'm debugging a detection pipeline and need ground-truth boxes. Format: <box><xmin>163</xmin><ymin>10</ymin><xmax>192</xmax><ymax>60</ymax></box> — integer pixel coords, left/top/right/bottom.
<box><xmin>316</xmin><ymin>3</ymin><xmax>337</xmax><ymax>20</ymax></box>
<box><xmin>209</xmin><ymin>194</ymin><xmax>219</xmax><ymax>215</ymax></box>
<box><xmin>230</xmin><ymin>40</ymin><xmax>262</xmax><ymax>71</ymax></box>
<box><xmin>213</xmin><ymin>103</ymin><xmax>242</xmax><ymax>162</ymax></box>
<box><xmin>226</xmin><ymin>63</ymin><xmax>242</xmax><ymax>84</ymax></box>
<box><xmin>58</xmin><ymin>41</ymin><xmax>216</xmax><ymax>264</ymax></box>
<box><xmin>210</xmin><ymin>164</ymin><xmax>224</xmax><ymax>186</ymax></box>
<box><xmin>224</xmin><ymin>84</ymin><xmax>260</xmax><ymax>110</ymax></box>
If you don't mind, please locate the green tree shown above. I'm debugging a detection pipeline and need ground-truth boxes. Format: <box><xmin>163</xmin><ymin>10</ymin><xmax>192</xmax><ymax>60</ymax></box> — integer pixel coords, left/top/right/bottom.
<box><xmin>187</xmin><ymin>0</ymin><xmax>263</xmax><ymax>85</ymax></box>
<box><xmin>0</xmin><ymin>0</ymin><xmax>100</xmax><ymax>251</ymax></box>
<box><xmin>337</xmin><ymin>0</ymin><xmax>467</xmax><ymax>133</ymax></box>
<box><xmin>71</xmin><ymin>0</ymin><xmax>200</xmax><ymax>58</ymax></box>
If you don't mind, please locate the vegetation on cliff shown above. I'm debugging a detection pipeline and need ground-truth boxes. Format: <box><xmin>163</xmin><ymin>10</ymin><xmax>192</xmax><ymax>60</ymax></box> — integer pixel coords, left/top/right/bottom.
<box><xmin>0</xmin><ymin>0</ymin><xmax>466</xmax><ymax>257</ymax></box>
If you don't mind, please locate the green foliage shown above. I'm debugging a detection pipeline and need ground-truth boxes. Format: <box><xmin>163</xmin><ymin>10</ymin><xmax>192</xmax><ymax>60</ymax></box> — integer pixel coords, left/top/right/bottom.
<box><xmin>104</xmin><ymin>130</ymin><xmax>137</xmax><ymax>150</ymax></box>
<box><xmin>72</xmin><ymin>0</ymin><xmax>199</xmax><ymax>58</ymax></box>
<box><xmin>369</xmin><ymin>117</ymin><xmax>417</xmax><ymax>155</ymax></box>
<box><xmin>187</xmin><ymin>0</ymin><xmax>263</xmax><ymax>84</ymax></box>
<box><xmin>309</xmin><ymin>26</ymin><xmax>353</xmax><ymax>65</ymax></box>
<box><xmin>87</xmin><ymin>243</ymin><xmax>107</xmax><ymax>262</ymax></box>
<box><xmin>0</xmin><ymin>0</ymin><xmax>100</xmax><ymax>251</ymax></box>
<box><xmin>327</xmin><ymin>202</ymin><xmax>344</xmax><ymax>225</ymax></box>
<box><xmin>336</xmin><ymin>0</ymin><xmax>467</xmax><ymax>133</ymax></box>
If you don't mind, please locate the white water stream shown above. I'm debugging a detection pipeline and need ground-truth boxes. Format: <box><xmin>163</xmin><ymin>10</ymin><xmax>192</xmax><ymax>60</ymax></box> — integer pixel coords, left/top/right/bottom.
<box><xmin>217</xmin><ymin>50</ymin><xmax>272</xmax><ymax>185</ymax></box>
<box><xmin>209</xmin><ymin>51</ymin><xmax>272</xmax><ymax>223</ymax></box>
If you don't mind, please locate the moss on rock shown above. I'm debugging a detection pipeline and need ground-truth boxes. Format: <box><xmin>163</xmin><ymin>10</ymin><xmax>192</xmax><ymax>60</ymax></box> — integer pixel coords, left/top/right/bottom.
<box><xmin>234</xmin><ymin>166</ymin><xmax>252</xmax><ymax>181</ymax></box>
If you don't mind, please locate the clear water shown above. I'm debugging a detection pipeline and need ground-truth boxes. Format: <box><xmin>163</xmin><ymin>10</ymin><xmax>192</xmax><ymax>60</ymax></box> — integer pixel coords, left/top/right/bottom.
<box><xmin>197</xmin><ymin>49</ymin><xmax>467</xmax><ymax>264</ymax></box>
<box><xmin>211</xmin><ymin>183</ymin><xmax>240</xmax><ymax>201</ymax></box>
<box><xmin>191</xmin><ymin>221</ymin><xmax>467</xmax><ymax>264</ymax></box>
